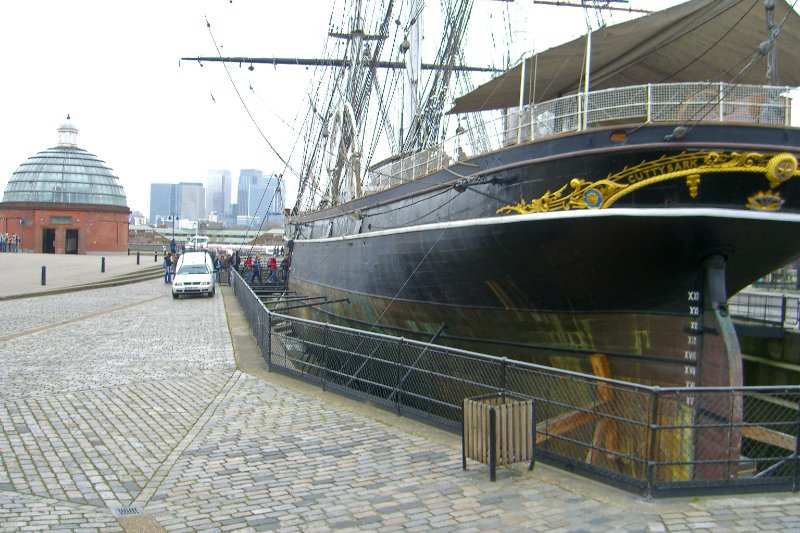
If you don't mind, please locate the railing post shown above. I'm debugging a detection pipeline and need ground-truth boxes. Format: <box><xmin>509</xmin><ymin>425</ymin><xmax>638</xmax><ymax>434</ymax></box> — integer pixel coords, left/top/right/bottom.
<box><xmin>265</xmin><ymin>310</ymin><xmax>272</xmax><ymax>369</ymax></box>
<box><xmin>322</xmin><ymin>324</ymin><xmax>330</xmax><ymax>391</ymax></box>
<box><xmin>646</xmin><ymin>387</ymin><xmax>660</xmax><ymax>498</ymax></box>
<box><xmin>396</xmin><ymin>338</ymin><xmax>405</xmax><ymax>415</ymax></box>
<box><xmin>781</xmin><ymin>296</ymin><xmax>787</xmax><ymax>327</ymax></box>
<box><xmin>489</xmin><ymin>407</ymin><xmax>497</xmax><ymax>482</ymax></box>
<box><xmin>256</xmin><ymin>312</ymin><xmax>262</xmax><ymax>350</ymax></box>
<box><xmin>530</xmin><ymin>399</ymin><xmax>537</xmax><ymax>471</ymax></box>
<box><xmin>501</xmin><ymin>357</ymin><xmax>508</xmax><ymax>392</ymax></box>
<box><xmin>794</xmin><ymin>397</ymin><xmax>800</xmax><ymax>492</ymax></box>
<box><xmin>646</xmin><ymin>83</ymin><xmax>652</xmax><ymax>122</ymax></box>
<box><xmin>517</xmin><ymin>57</ymin><xmax>526</xmax><ymax>144</ymax></box>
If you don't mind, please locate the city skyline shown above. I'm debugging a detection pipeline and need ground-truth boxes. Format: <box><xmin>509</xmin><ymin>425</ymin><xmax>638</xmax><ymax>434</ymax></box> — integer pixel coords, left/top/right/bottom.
<box><xmin>148</xmin><ymin>169</ymin><xmax>284</xmax><ymax>226</ymax></box>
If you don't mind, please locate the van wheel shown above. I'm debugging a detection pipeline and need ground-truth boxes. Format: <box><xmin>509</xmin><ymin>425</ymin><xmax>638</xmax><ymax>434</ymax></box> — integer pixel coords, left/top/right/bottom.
<box><xmin>209</xmin><ymin>288</ymin><xmax>215</xmax><ymax>297</ymax></box>
<box><xmin>172</xmin><ymin>292</ymin><xmax>178</xmax><ymax>299</ymax></box>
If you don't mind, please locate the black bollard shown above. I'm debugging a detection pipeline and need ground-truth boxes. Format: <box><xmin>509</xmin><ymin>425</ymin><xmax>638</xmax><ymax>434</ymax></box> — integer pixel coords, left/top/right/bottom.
<box><xmin>136</xmin><ymin>251</ymin><xmax>140</xmax><ymax>265</ymax></box>
<box><xmin>127</xmin><ymin>248</ymin><xmax>130</xmax><ymax>256</ymax></box>
<box><xmin>41</xmin><ymin>265</ymin><xmax>46</xmax><ymax>286</ymax></box>
<box><xmin>101</xmin><ymin>257</ymin><xmax>106</xmax><ymax>273</ymax></box>
<box><xmin>154</xmin><ymin>251</ymin><xmax>157</xmax><ymax>262</ymax></box>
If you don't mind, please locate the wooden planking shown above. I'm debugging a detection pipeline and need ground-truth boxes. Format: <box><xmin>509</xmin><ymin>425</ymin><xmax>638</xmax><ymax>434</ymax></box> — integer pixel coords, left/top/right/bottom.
<box><xmin>464</xmin><ymin>396</ymin><xmax>534</xmax><ymax>466</ymax></box>
<box><xmin>536</xmin><ymin>405</ymin><xmax>598</xmax><ymax>444</ymax></box>
<box><xmin>741</xmin><ymin>425</ymin><xmax>797</xmax><ymax>452</ymax></box>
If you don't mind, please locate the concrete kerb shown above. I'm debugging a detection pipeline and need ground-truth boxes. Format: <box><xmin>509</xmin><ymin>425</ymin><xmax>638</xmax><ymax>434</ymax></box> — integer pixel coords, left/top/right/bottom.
<box><xmin>0</xmin><ymin>267</ymin><xmax>163</xmax><ymax>301</ymax></box>
<box><xmin>218</xmin><ymin>283</ymin><xmax>463</xmax><ymax>452</ymax></box>
<box><xmin>0</xmin><ymin>252</ymin><xmax>164</xmax><ymax>300</ymax></box>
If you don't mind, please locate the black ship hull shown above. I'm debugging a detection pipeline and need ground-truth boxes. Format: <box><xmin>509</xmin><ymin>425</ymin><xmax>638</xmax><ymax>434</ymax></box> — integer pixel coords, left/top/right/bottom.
<box><xmin>286</xmin><ymin>123</ymin><xmax>800</xmax><ymax>388</ymax></box>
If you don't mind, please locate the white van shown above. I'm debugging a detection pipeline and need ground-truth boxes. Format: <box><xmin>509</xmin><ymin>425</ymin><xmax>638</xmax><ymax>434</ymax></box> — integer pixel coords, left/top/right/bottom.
<box><xmin>185</xmin><ymin>235</ymin><xmax>209</xmax><ymax>252</ymax></box>
<box><xmin>172</xmin><ymin>251</ymin><xmax>215</xmax><ymax>298</ymax></box>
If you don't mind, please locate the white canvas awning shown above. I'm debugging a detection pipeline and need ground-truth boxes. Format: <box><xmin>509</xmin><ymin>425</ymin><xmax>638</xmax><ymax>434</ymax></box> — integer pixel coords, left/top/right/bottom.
<box><xmin>450</xmin><ymin>0</ymin><xmax>800</xmax><ymax>114</ymax></box>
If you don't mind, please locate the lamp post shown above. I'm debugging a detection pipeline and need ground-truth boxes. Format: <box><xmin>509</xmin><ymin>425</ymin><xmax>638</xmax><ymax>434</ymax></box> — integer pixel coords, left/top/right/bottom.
<box><xmin>168</xmin><ymin>215</ymin><xmax>179</xmax><ymax>253</ymax></box>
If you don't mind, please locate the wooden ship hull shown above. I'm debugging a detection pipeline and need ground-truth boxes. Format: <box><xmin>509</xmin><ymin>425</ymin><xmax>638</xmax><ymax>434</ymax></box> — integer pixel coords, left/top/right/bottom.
<box><xmin>287</xmin><ymin>121</ymin><xmax>800</xmax><ymax>389</ymax></box>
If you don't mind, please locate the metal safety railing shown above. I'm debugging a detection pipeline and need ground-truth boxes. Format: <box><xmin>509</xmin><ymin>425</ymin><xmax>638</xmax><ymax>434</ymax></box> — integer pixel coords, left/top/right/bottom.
<box><xmin>231</xmin><ymin>270</ymin><xmax>800</xmax><ymax>497</ymax></box>
<box><xmin>729</xmin><ymin>291</ymin><xmax>800</xmax><ymax>329</ymax></box>
<box><xmin>364</xmin><ymin>82</ymin><xmax>794</xmax><ymax>193</ymax></box>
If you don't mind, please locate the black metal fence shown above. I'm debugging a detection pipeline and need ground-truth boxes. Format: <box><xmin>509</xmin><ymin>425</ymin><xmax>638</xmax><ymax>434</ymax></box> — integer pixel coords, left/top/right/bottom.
<box><xmin>729</xmin><ymin>291</ymin><xmax>800</xmax><ymax>328</ymax></box>
<box><xmin>231</xmin><ymin>271</ymin><xmax>800</xmax><ymax>497</ymax></box>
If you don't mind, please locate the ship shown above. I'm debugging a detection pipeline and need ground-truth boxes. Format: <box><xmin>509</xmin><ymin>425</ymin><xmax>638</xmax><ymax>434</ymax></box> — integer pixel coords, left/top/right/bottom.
<box><xmin>192</xmin><ymin>0</ymin><xmax>800</xmax><ymax>389</ymax></box>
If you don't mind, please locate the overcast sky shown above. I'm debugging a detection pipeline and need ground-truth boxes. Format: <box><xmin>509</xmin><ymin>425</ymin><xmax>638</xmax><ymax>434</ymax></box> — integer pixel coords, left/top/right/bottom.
<box><xmin>0</xmin><ymin>0</ymin><xmax>723</xmax><ymax>217</ymax></box>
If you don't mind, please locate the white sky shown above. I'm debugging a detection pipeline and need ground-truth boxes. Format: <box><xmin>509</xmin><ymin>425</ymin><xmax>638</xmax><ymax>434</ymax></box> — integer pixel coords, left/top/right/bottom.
<box><xmin>0</xmin><ymin>0</ymin><xmax>335</xmax><ymax>216</ymax></box>
<box><xmin>0</xmin><ymin>0</ymin><xmax>712</xmax><ymax>216</ymax></box>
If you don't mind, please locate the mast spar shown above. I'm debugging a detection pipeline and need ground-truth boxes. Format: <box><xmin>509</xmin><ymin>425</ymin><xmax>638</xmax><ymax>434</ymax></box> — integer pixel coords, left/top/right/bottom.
<box><xmin>764</xmin><ymin>0</ymin><xmax>779</xmax><ymax>85</ymax></box>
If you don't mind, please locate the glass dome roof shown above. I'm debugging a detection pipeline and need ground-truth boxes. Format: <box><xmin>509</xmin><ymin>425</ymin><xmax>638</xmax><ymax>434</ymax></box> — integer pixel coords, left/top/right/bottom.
<box><xmin>2</xmin><ymin>119</ymin><xmax>127</xmax><ymax>208</ymax></box>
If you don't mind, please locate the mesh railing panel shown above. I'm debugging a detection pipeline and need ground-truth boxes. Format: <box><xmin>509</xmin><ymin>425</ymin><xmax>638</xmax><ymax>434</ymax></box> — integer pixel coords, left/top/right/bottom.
<box><xmin>729</xmin><ymin>292</ymin><xmax>800</xmax><ymax>327</ymax></box>
<box><xmin>586</xmin><ymin>85</ymin><xmax>649</xmax><ymax>124</ymax></box>
<box><xmin>650</xmin><ymin>388</ymin><xmax>800</xmax><ymax>490</ymax></box>
<box><xmin>366</xmin><ymin>82</ymin><xmax>792</xmax><ymax>190</ymax></box>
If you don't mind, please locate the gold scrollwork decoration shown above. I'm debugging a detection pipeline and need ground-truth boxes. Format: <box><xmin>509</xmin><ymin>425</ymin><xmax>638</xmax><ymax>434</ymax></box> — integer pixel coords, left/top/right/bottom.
<box><xmin>747</xmin><ymin>191</ymin><xmax>784</xmax><ymax>211</ymax></box>
<box><xmin>765</xmin><ymin>153</ymin><xmax>797</xmax><ymax>188</ymax></box>
<box><xmin>496</xmin><ymin>151</ymin><xmax>798</xmax><ymax>215</ymax></box>
<box><xmin>685</xmin><ymin>174</ymin><xmax>700</xmax><ymax>199</ymax></box>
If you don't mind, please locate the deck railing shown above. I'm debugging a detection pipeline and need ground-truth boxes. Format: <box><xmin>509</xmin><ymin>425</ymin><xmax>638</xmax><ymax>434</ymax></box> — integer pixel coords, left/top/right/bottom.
<box><xmin>232</xmin><ymin>270</ymin><xmax>800</xmax><ymax>497</ymax></box>
<box><xmin>366</xmin><ymin>82</ymin><xmax>794</xmax><ymax>193</ymax></box>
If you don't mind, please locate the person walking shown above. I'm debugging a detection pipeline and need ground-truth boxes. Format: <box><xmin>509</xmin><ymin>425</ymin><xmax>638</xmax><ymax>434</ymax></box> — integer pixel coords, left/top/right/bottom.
<box><xmin>252</xmin><ymin>254</ymin><xmax>263</xmax><ymax>285</ymax></box>
<box><xmin>245</xmin><ymin>255</ymin><xmax>253</xmax><ymax>281</ymax></box>
<box><xmin>163</xmin><ymin>253</ymin><xmax>173</xmax><ymax>284</ymax></box>
<box><xmin>267</xmin><ymin>255</ymin><xmax>278</xmax><ymax>284</ymax></box>
<box><xmin>280</xmin><ymin>254</ymin><xmax>290</xmax><ymax>287</ymax></box>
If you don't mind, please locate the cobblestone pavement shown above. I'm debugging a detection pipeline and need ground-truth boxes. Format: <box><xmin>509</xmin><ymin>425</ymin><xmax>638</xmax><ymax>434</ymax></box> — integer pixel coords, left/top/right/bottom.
<box><xmin>1</xmin><ymin>280</ymin><xmax>799</xmax><ymax>531</ymax></box>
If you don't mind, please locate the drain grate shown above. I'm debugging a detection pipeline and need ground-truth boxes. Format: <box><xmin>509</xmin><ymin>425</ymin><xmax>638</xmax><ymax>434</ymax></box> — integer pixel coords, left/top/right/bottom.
<box><xmin>115</xmin><ymin>507</ymin><xmax>141</xmax><ymax>517</ymax></box>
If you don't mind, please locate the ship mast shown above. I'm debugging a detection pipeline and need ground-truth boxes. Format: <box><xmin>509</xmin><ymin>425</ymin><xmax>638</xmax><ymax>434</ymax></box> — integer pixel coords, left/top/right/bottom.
<box><xmin>403</xmin><ymin>0</ymin><xmax>422</xmax><ymax>151</ymax></box>
<box><xmin>764</xmin><ymin>0</ymin><xmax>779</xmax><ymax>85</ymax></box>
<box><xmin>181</xmin><ymin>1</ymin><xmax>501</xmax><ymax>212</ymax></box>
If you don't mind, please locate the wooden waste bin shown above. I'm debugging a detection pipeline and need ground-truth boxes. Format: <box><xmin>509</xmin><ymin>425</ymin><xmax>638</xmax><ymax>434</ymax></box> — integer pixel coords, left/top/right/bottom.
<box><xmin>462</xmin><ymin>392</ymin><xmax>535</xmax><ymax>481</ymax></box>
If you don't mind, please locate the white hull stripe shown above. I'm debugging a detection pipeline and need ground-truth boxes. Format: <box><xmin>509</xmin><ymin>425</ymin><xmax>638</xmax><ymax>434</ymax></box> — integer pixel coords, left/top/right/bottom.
<box><xmin>294</xmin><ymin>208</ymin><xmax>800</xmax><ymax>244</ymax></box>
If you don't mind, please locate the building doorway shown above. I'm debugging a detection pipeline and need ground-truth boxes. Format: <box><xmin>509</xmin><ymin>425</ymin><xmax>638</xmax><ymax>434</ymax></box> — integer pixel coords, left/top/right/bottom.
<box><xmin>65</xmin><ymin>229</ymin><xmax>78</xmax><ymax>254</ymax></box>
<box><xmin>42</xmin><ymin>228</ymin><xmax>56</xmax><ymax>254</ymax></box>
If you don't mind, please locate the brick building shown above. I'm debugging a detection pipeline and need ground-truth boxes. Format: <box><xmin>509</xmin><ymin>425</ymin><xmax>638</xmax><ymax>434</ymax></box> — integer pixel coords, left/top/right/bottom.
<box><xmin>0</xmin><ymin>118</ymin><xmax>129</xmax><ymax>254</ymax></box>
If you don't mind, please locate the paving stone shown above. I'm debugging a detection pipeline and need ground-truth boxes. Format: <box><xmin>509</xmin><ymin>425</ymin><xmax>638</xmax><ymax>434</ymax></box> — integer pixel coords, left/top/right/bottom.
<box><xmin>2</xmin><ymin>280</ymin><xmax>800</xmax><ymax>531</ymax></box>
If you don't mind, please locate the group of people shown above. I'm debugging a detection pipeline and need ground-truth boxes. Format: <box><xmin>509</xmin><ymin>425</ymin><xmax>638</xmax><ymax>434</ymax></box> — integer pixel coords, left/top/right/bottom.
<box><xmin>163</xmin><ymin>252</ymin><xmax>179</xmax><ymax>284</ymax></box>
<box><xmin>161</xmin><ymin>247</ymin><xmax>291</xmax><ymax>287</ymax></box>
<box><xmin>0</xmin><ymin>233</ymin><xmax>21</xmax><ymax>252</ymax></box>
<box><xmin>240</xmin><ymin>252</ymin><xmax>290</xmax><ymax>286</ymax></box>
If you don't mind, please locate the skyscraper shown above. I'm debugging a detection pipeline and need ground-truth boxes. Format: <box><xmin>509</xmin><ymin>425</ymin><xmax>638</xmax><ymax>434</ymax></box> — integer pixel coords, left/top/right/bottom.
<box><xmin>237</xmin><ymin>169</ymin><xmax>263</xmax><ymax>217</ymax></box>
<box><xmin>177</xmin><ymin>182</ymin><xmax>205</xmax><ymax>221</ymax></box>
<box><xmin>248</xmin><ymin>174</ymin><xmax>284</xmax><ymax>224</ymax></box>
<box><xmin>206</xmin><ymin>170</ymin><xmax>231</xmax><ymax>218</ymax></box>
<box><xmin>149</xmin><ymin>183</ymin><xmax>177</xmax><ymax>224</ymax></box>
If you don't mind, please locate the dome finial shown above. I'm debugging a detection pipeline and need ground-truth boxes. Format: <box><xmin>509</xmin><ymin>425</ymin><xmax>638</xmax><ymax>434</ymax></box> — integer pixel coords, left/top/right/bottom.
<box><xmin>57</xmin><ymin>116</ymin><xmax>78</xmax><ymax>147</ymax></box>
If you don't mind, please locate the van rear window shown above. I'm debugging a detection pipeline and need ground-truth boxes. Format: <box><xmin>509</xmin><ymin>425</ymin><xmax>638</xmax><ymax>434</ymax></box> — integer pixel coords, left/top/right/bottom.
<box><xmin>178</xmin><ymin>264</ymin><xmax>209</xmax><ymax>275</ymax></box>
